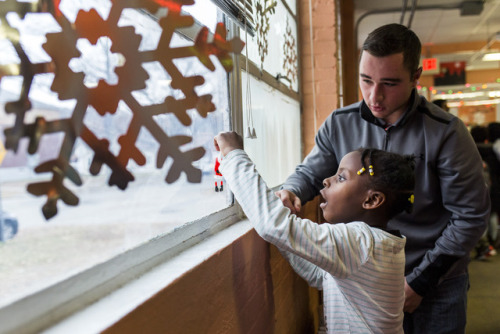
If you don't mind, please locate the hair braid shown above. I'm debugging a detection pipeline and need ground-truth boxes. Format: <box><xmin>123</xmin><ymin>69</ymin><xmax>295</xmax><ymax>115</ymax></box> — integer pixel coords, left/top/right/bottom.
<box><xmin>358</xmin><ymin>148</ymin><xmax>416</xmax><ymax>218</ymax></box>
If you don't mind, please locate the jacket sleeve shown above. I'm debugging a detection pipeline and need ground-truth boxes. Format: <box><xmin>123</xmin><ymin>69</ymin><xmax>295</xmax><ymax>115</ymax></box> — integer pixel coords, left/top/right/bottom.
<box><xmin>281</xmin><ymin>115</ymin><xmax>340</xmax><ymax>203</ymax></box>
<box><xmin>406</xmin><ymin>117</ymin><xmax>490</xmax><ymax>295</ymax></box>
<box><xmin>220</xmin><ymin>150</ymin><xmax>374</xmax><ymax>288</ymax></box>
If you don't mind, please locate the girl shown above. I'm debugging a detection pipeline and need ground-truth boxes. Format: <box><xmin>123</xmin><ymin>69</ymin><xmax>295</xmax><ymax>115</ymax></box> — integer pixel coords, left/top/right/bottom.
<box><xmin>214</xmin><ymin>131</ymin><xmax>415</xmax><ymax>334</ymax></box>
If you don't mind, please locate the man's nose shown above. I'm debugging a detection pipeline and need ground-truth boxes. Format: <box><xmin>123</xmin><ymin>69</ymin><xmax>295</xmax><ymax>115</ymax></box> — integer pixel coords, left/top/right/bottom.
<box><xmin>372</xmin><ymin>84</ymin><xmax>384</xmax><ymax>102</ymax></box>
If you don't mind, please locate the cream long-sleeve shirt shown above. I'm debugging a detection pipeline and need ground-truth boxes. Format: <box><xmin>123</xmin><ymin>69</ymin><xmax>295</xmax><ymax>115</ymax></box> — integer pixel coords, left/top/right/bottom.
<box><xmin>220</xmin><ymin>149</ymin><xmax>406</xmax><ymax>334</ymax></box>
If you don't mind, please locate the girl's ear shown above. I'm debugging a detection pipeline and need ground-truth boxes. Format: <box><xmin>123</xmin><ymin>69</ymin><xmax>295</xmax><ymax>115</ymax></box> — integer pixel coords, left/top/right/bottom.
<box><xmin>362</xmin><ymin>190</ymin><xmax>386</xmax><ymax>210</ymax></box>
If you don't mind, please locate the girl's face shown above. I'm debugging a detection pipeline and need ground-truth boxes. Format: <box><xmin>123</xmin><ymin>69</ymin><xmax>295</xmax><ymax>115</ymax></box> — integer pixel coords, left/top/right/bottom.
<box><xmin>320</xmin><ymin>151</ymin><xmax>370</xmax><ymax>224</ymax></box>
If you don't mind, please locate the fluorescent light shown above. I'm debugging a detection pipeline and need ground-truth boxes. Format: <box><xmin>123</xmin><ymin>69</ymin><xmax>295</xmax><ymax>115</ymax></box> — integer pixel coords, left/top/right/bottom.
<box><xmin>447</xmin><ymin>99</ymin><xmax>500</xmax><ymax>107</ymax></box>
<box><xmin>435</xmin><ymin>92</ymin><xmax>486</xmax><ymax>99</ymax></box>
<box><xmin>482</xmin><ymin>53</ymin><xmax>500</xmax><ymax>61</ymax></box>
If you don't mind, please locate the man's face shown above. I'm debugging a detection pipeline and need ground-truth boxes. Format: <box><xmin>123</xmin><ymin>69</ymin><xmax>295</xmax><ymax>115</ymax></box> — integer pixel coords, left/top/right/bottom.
<box><xmin>359</xmin><ymin>51</ymin><xmax>420</xmax><ymax>125</ymax></box>
<box><xmin>319</xmin><ymin>151</ymin><xmax>369</xmax><ymax>224</ymax></box>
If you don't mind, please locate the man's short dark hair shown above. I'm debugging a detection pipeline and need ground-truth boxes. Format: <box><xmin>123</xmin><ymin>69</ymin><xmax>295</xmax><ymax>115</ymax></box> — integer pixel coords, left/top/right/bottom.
<box><xmin>362</xmin><ymin>23</ymin><xmax>422</xmax><ymax>77</ymax></box>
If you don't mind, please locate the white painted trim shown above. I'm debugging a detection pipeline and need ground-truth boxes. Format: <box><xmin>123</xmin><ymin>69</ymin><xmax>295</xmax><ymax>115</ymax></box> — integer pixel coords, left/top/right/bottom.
<box><xmin>41</xmin><ymin>219</ymin><xmax>253</xmax><ymax>334</ymax></box>
<box><xmin>0</xmin><ymin>206</ymin><xmax>247</xmax><ymax>334</ymax></box>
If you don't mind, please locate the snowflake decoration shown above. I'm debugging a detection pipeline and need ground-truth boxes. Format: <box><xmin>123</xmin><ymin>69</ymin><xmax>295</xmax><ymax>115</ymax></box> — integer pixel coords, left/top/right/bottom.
<box><xmin>255</xmin><ymin>0</ymin><xmax>276</xmax><ymax>68</ymax></box>
<box><xmin>282</xmin><ymin>16</ymin><xmax>297</xmax><ymax>89</ymax></box>
<box><xmin>0</xmin><ymin>0</ymin><xmax>244</xmax><ymax>219</ymax></box>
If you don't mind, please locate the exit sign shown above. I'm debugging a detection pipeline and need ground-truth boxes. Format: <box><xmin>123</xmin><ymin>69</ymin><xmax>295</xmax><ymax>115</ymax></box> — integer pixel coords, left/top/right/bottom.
<box><xmin>421</xmin><ymin>57</ymin><xmax>440</xmax><ymax>74</ymax></box>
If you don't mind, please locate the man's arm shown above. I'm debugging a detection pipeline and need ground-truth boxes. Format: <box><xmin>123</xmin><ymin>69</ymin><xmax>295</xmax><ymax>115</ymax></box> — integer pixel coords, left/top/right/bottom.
<box><xmin>280</xmin><ymin>118</ymin><xmax>340</xmax><ymax>211</ymax></box>
<box><xmin>406</xmin><ymin>119</ymin><xmax>490</xmax><ymax>302</ymax></box>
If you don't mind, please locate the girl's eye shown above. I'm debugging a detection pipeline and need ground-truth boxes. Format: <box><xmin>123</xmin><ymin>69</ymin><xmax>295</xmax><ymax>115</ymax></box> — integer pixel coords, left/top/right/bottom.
<box><xmin>337</xmin><ymin>174</ymin><xmax>346</xmax><ymax>182</ymax></box>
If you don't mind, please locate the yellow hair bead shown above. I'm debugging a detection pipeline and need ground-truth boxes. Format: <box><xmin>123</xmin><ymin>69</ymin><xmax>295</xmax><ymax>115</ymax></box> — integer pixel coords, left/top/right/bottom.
<box><xmin>369</xmin><ymin>165</ymin><xmax>374</xmax><ymax>176</ymax></box>
<box><xmin>357</xmin><ymin>167</ymin><xmax>366</xmax><ymax>175</ymax></box>
<box><xmin>408</xmin><ymin>194</ymin><xmax>414</xmax><ymax>204</ymax></box>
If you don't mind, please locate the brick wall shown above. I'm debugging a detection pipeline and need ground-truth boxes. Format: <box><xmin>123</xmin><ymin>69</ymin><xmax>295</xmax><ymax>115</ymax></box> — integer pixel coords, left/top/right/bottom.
<box><xmin>299</xmin><ymin>0</ymin><xmax>340</xmax><ymax>156</ymax></box>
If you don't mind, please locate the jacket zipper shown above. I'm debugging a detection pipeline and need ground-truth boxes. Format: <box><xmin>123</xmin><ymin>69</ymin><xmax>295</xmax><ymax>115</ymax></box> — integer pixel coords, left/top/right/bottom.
<box><xmin>383</xmin><ymin>125</ymin><xmax>392</xmax><ymax>150</ymax></box>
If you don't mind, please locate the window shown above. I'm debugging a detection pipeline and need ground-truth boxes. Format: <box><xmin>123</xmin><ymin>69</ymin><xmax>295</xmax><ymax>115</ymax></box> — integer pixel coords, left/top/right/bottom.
<box><xmin>240</xmin><ymin>0</ymin><xmax>301</xmax><ymax>186</ymax></box>
<box><xmin>0</xmin><ymin>0</ymin><xmax>300</xmax><ymax>331</ymax></box>
<box><xmin>0</xmin><ymin>0</ymin><xmax>232</xmax><ymax>307</ymax></box>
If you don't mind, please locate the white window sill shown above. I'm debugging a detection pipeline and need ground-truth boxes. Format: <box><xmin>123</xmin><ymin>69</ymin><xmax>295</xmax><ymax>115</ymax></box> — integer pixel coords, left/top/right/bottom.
<box><xmin>1</xmin><ymin>206</ymin><xmax>251</xmax><ymax>334</ymax></box>
<box><xmin>42</xmin><ymin>218</ymin><xmax>253</xmax><ymax>334</ymax></box>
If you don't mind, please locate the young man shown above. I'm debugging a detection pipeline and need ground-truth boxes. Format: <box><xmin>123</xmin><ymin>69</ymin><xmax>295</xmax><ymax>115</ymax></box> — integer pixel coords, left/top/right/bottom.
<box><xmin>275</xmin><ymin>23</ymin><xmax>490</xmax><ymax>333</ymax></box>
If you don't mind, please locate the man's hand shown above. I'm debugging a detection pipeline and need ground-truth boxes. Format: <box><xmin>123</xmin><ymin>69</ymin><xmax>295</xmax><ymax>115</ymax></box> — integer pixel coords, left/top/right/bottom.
<box><xmin>404</xmin><ymin>279</ymin><xmax>423</xmax><ymax>313</ymax></box>
<box><xmin>274</xmin><ymin>189</ymin><xmax>302</xmax><ymax>215</ymax></box>
<box><xmin>214</xmin><ymin>131</ymin><xmax>244</xmax><ymax>157</ymax></box>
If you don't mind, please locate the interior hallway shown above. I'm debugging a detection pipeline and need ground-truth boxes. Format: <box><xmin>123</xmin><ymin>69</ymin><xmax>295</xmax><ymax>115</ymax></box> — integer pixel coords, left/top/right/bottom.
<box><xmin>466</xmin><ymin>253</ymin><xmax>500</xmax><ymax>333</ymax></box>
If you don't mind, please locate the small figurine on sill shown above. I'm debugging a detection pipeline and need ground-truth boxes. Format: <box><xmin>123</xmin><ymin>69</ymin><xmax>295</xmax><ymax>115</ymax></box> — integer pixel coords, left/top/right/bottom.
<box><xmin>214</xmin><ymin>156</ymin><xmax>223</xmax><ymax>192</ymax></box>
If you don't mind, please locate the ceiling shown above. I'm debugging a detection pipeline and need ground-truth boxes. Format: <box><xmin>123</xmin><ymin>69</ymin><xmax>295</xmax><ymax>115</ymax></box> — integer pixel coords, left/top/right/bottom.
<box><xmin>353</xmin><ymin>0</ymin><xmax>500</xmax><ymax>72</ymax></box>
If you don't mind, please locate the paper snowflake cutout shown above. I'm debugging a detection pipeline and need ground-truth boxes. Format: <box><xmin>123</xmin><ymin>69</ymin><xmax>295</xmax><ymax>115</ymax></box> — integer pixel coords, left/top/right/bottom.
<box><xmin>282</xmin><ymin>17</ymin><xmax>297</xmax><ymax>89</ymax></box>
<box><xmin>0</xmin><ymin>0</ymin><xmax>244</xmax><ymax>219</ymax></box>
<box><xmin>255</xmin><ymin>0</ymin><xmax>276</xmax><ymax>67</ymax></box>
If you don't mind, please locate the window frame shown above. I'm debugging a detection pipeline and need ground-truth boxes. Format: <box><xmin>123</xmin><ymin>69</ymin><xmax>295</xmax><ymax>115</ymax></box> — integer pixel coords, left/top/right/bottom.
<box><xmin>0</xmin><ymin>1</ymin><xmax>301</xmax><ymax>332</ymax></box>
<box><xmin>0</xmin><ymin>206</ymin><xmax>243</xmax><ymax>334</ymax></box>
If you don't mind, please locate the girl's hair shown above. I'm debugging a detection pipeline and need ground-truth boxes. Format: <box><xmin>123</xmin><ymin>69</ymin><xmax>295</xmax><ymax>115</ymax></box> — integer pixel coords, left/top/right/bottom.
<box><xmin>358</xmin><ymin>148</ymin><xmax>415</xmax><ymax>218</ymax></box>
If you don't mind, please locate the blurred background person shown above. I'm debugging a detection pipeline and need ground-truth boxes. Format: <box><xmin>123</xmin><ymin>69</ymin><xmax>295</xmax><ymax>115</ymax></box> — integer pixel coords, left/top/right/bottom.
<box><xmin>471</xmin><ymin>124</ymin><xmax>498</xmax><ymax>259</ymax></box>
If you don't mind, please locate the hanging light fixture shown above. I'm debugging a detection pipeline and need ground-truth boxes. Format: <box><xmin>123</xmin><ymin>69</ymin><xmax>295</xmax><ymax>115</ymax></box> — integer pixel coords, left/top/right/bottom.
<box><xmin>482</xmin><ymin>53</ymin><xmax>500</xmax><ymax>61</ymax></box>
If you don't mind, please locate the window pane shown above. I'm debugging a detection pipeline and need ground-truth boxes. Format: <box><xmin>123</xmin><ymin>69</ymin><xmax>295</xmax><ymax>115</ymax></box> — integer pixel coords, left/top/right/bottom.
<box><xmin>241</xmin><ymin>71</ymin><xmax>301</xmax><ymax>188</ymax></box>
<box><xmin>183</xmin><ymin>0</ymin><xmax>218</xmax><ymax>30</ymax></box>
<box><xmin>0</xmin><ymin>2</ymin><xmax>231</xmax><ymax>306</ymax></box>
<box><xmin>241</xmin><ymin>0</ymin><xmax>299</xmax><ymax>92</ymax></box>
<box><xmin>284</xmin><ymin>0</ymin><xmax>297</xmax><ymax>16</ymax></box>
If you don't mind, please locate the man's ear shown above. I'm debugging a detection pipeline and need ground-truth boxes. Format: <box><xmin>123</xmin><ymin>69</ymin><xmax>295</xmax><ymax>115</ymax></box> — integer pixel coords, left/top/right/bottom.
<box><xmin>362</xmin><ymin>190</ymin><xmax>386</xmax><ymax>210</ymax></box>
<box><xmin>413</xmin><ymin>66</ymin><xmax>423</xmax><ymax>84</ymax></box>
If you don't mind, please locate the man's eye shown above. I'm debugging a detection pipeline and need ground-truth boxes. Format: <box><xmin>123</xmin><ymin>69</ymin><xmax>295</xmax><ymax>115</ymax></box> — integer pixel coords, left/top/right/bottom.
<box><xmin>384</xmin><ymin>82</ymin><xmax>396</xmax><ymax>87</ymax></box>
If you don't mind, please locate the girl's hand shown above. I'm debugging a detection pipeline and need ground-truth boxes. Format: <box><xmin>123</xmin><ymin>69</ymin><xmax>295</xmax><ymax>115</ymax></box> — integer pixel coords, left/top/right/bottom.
<box><xmin>214</xmin><ymin>131</ymin><xmax>244</xmax><ymax>157</ymax></box>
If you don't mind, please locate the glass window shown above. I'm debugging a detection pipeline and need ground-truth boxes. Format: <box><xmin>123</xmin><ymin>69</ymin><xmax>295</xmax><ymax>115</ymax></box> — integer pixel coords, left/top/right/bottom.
<box><xmin>242</xmin><ymin>0</ymin><xmax>299</xmax><ymax>92</ymax></box>
<box><xmin>0</xmin><ymin>1</ymin><xmax>231</xmax><ymax>306</ymax></box>
<box><xmin>0</xmin><ymin>1</ymin><xmax>302</xmax><ymax>329</ymax></box>
<box><xmin>242</xmin><ymin>71</ymin><xmax>301</xmax><ymax>187</ymax></box>
<box><xmin>283</xmin><ymin>0</ymin><xmax>297</xmax><ymax>16</ymax></box>
<box><xmin>238</xmin><ymin>0</ymin><xmax>301</xmax><ymax>186</ymax></box>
